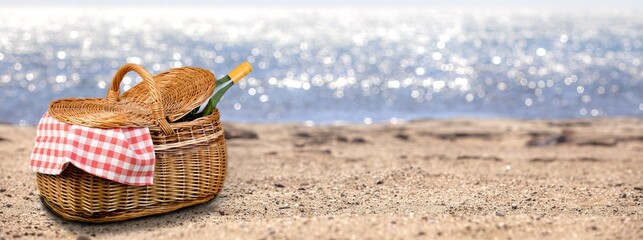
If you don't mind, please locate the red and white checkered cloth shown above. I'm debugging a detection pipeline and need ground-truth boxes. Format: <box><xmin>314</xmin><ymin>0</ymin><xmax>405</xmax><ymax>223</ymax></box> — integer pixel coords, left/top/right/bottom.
<box><xmin>29</xmin><ymin>112</ymin><xmax>156</xmax><ymax>186</ymax></box>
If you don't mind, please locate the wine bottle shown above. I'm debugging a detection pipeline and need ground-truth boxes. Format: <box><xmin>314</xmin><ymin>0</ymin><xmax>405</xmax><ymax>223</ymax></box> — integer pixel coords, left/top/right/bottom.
<box><xmin>201</xmin><ymin>61</ymin><xmax>253</xmax><ymax>117</ymax></box>
<box><xmin>176</xmin><ymin>62</ymin><xmax>253</xmax><ymax>122</ymax></box>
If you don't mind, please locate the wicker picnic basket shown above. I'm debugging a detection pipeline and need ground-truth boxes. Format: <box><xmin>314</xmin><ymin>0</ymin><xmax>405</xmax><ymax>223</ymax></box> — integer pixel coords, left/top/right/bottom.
<box><xmin>36</xmin><ymin>64</ymin><xmax>227</xmax><ymax>222</ymax></box>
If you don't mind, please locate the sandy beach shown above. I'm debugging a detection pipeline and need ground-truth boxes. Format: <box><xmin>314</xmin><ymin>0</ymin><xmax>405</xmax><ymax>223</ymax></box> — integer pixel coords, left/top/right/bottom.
<box><xmin>0</xmin><ymin>118</ymin><xmax>642</xmax><ymax>239</ymax></box>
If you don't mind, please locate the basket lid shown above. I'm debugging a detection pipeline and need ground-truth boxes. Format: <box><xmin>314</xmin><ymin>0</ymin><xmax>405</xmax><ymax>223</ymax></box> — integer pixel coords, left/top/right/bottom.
<box><xmin>48</xmin><ymin>63</ymin><xmax>215</xmax><ymax>135</ymax></box>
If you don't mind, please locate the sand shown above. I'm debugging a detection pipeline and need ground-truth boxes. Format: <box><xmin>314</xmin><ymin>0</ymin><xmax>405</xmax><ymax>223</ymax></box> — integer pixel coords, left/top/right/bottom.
<box><xmin>0</xmin><ymin>118</ymin><xmax>642</xmax><ymax>239</ymax></box>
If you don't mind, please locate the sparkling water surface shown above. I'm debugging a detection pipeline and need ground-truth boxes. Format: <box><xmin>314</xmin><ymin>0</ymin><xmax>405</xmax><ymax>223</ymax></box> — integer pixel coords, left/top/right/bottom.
<box><xmin>0</xmin><ymin>8</ymin><xmax>641</xmax><ymax>125</ymax></box>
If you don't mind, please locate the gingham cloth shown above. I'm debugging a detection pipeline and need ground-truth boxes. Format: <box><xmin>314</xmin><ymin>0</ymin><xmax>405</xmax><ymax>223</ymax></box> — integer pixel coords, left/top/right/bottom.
<box><xmin>29</xmin><ymin>112</ymin><xmax>156</xmax><ymax>186</ymax></box>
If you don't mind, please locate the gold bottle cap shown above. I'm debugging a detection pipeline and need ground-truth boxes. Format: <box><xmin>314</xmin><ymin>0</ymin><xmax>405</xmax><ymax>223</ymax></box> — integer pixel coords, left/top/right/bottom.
<box><xmin>228</xmin><ymin>61</ymin><xmax>253</xmax><ymax>83</ymax></box>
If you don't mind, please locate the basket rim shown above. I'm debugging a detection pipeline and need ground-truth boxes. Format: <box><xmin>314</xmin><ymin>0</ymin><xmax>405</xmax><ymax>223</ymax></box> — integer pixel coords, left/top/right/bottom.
<box><xmin>48</xmin><ymin>63</ymin><xmax>215</xmax><ymax>135</ymax></box>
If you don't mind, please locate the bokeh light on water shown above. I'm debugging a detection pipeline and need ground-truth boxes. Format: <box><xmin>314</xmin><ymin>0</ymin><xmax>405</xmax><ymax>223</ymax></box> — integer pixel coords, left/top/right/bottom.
<box><xmin>0</xmin><ymin>8</ymin><xmax>641</xmax><ymax>125</ymax></box>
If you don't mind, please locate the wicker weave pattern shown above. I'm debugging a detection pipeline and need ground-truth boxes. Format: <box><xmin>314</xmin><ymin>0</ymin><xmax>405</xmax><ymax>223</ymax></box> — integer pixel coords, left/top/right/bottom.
<box><xmin>37</xmin><ymin>111</ymin><xmax>226</xmax><ymax>222</ymax></box>
<box><xmin>48</xmin><ymin>64</ymin><xmax>215</xmax><ymax>135</ymax></box>
<box><xmin>122</xmin><ymin>66</ymin><xmax>215</xmax><ymax>122</ymax></box>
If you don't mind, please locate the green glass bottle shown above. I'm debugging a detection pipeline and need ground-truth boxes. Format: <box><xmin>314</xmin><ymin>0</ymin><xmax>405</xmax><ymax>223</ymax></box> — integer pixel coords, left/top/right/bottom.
<box><xmin>201</xmin><ymin>61</ymin><xmax>253</xmax><ymax>116</ymax></box>
<box><xmin>177</xmin><ymin>62</ymin><xmax>252</xmax><ymax>122</ymax></box>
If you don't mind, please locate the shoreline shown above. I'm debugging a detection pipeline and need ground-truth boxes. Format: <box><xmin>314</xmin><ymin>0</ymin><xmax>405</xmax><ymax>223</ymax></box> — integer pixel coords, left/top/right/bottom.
<box><xmin>3</xmin><ymin>116</ymin><xmax>642</xmax><ymax>127</ymax></box>
<box><xmin>1</xmin><ymin>118</ymin><xmax>641</xmax><ymax>239</ymax></box>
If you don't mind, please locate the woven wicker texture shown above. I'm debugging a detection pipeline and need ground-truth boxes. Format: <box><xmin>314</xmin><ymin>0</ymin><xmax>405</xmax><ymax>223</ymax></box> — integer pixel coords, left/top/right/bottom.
<box><xmin>122</xmin><ymin>66</ymin><xmax>215</xmax><ymax>122</ymax></box>
<box><xmin>48</xmin><ymin>64</ymin><xmax>215</xmax><ymax>134</ymax></box>
<box><xmin>38</xmin><ymin>63</ymin><xmax>226</xmax><ymax>222</ymax></box>
<box><xmin>37</xmin><ymin>110</ymin><xmax>227</xmax><ymax>223</ymax></box>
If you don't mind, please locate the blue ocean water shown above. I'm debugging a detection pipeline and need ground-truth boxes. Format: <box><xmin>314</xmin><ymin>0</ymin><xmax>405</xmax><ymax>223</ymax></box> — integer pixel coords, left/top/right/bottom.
<box><xmin>0</xmin><ymin>8</ymin><xmax>641</xmax><ymax>125</ymax></box>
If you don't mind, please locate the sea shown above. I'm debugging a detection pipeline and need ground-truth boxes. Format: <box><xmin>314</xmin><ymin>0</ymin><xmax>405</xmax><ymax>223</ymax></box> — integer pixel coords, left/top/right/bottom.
<box><xmin>0</xmin><ymin>8</ymin><xmax>641</xmax><ymax>125</ymax></box>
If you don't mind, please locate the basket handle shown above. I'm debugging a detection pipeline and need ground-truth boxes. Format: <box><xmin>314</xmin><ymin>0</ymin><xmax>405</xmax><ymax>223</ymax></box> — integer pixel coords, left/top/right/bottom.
<box><xmin>106</xmin><ymin>63</ymin><xmax>175</xmax><ymax>136</ymax></box>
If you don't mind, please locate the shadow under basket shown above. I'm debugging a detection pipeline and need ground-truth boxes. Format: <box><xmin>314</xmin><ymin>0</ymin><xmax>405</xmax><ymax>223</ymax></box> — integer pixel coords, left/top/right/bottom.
<box><xmin>36</xmin><ymin>110</ymin><xmax>227</xmax><ymax>223</ymax></box>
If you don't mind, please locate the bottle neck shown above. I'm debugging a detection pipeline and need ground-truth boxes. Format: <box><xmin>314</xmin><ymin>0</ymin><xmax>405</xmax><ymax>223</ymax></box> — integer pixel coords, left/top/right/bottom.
<box><xmin>216</xmin><ymin>75</ymin><xmax>232</xmax><ymax>85</ymax></box>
